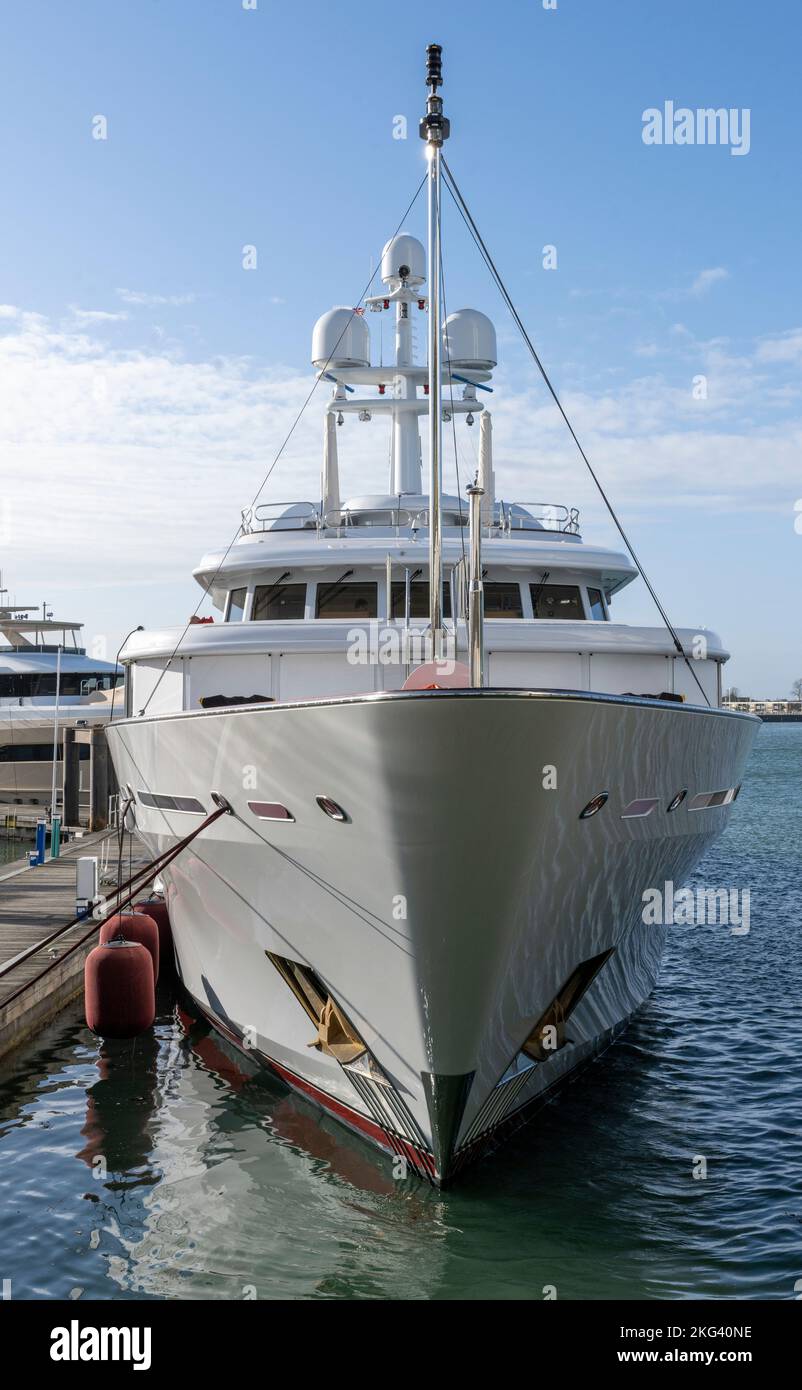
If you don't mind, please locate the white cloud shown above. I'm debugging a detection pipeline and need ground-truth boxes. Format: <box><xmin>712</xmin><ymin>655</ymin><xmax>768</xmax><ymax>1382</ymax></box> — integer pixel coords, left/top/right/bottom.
<box><xmin>116</xmin><ymin>289</ymin><xmax>196</xmax><ymax>307</ymax></box>
<box><xmin>658</xmin><ymin>267</ymin><xmax>730</xmax><ymax>301</ymax></box>
<box><xmin>69</xmin><ymin>307</ymin><xmax>129</xmax><ymax>324</ymax></box>
<box><xmin>0</xmin><ymin>303</ymin><xmax>799</xmax><ymax>648</ymax></box>
<box><xmin>689</xmin><ymin>266</ymin><xmax>729</xmax><ymax>296</ymax></box>
<box><xmin>755</xmin><ymin>329</ymin><xmax>802</xmax><ymax>363</ymax></box>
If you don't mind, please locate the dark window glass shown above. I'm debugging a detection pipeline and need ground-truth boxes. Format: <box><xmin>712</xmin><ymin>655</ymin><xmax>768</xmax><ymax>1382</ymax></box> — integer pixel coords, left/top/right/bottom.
<box><xmin>0</xmin><ymin>671</ymin><xmax>119</xmax><ymax>697</ymax></box>
<box><xmin>315</xmin><ymin>582</ymin><xmax>377</xmax><ymax>619</ymax></box>
<box><xmin>252</xmin><ymin>583</ymin><xmax>306</xmax><ymax>621</ymax></box>
<box><xmin>530</xmin><ymin>584</ymin><xmax>585</xmax><ymax>620</ymax></box>
<box><xmin>0</xmin><ymin>743</ymin><xmax>89</xmax><ymax>762</ymax></box>
<box><xmin>484</xmin><ymin>582</ymin><xmax>523</xmax><ymax>618</ymax></box>
<box><xmin>227</xmin><ymin>587</ymin><xmax>247</xmax><ymax>622</ymax></box>
<box><xmin>390</xmin><ymin>582</ymin><xmax>451</xmax><ymax>619</ymax></box>
<box><xmin>587</xmin><ymin>587</ymin><xmax>606</xmax><ymax>621</ymax></box>
<box><xmin>79</xmin><ymin>673</ymin><xmax>122</xmax><ymax>693</ymax></box>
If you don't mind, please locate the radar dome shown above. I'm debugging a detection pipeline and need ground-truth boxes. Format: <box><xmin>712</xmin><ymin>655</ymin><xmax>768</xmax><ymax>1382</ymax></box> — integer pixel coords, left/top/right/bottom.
<box><xmin>381</xmin><ymin>234</ymin><xmax>426</xmax><ymax>288</ymax></box>
<box><xmin>311</xmin><ymin>307</ymin><xmax>370</xmax><ymax>372</ymax></box>
<box><xmin>442</xmin><ymin>309</ymin><xmax>497</xmax><ymax>373</ymax></box>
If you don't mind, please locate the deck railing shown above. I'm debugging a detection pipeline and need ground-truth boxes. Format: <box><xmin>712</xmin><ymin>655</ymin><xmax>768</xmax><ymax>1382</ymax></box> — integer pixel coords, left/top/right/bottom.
<box><xmin>240</xmin><ymin>500</ymin><xmax>580</xmax><ymax>537</ymax></box>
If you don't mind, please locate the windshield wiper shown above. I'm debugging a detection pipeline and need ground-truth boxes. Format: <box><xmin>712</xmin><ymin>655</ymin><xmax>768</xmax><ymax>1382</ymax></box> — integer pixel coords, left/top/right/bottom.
<box><xmin>254</xmin><ymin>571</ymin><xmax>292</xmax><ymax>616</ymax></box>
<box><xmin>317</xmin><ymin>569</ymin><xmax>355</xmax><ymax>611</ymax></box>
<box><xmin>530</xmin><ymin>570</ymin><xmax>551</xmax><ymax>616</ymax></box>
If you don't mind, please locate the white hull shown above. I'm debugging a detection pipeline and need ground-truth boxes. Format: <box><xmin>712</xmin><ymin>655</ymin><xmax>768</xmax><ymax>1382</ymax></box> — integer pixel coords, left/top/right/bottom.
<box><xmin>108</xmin><ymin>690</ymin><xmax>757</xmax><ymax>1182</ymax></box>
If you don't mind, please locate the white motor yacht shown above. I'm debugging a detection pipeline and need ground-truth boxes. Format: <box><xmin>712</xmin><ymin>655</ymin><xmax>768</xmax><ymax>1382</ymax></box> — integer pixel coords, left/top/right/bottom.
<box><xmin>0</xmin><ymin>590</ymin><xmax>122</xmax><ymax>822</ymax></box>
<box><xmin>107</xmin><ymin>46</ymin><xmax>759</xmax><ymax>1183</ymax></box>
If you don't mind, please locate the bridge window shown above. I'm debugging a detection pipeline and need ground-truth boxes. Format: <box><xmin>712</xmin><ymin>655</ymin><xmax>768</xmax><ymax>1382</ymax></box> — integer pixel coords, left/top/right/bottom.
<box><xmin>226</xmin><ymin>587</ymin><xmax>247</xmax><ymax>622</ymax></box>
<box><xmin>390</xmin><ymin>582</ymin><xmax>452</xmax><ymax>620</ymax></box>
<box><xmin>316</xmin><ymin>581</ymin><xmax>377</xmax><ymax>619</ymax></box>
<box><xmin>484</xmin><ymin>583</ymin><xmax>523</xmax><ymax>618</ymax></box>
<box><xmin>587</xmin><ymin>587</ymin><xmax>606</xmax><ymax>621</ymax></box>
<box><xmin>0</xmin><ymin>672</ymin><xmax>120</xmax><ymax>697</ymax></box>
<box><xmin>531</xmin><ymin>584</ymin><xmax>585</xmax><ymax>620</ymax></box>
<box><xmin>252</xmin><ymin>583</ymin><xmax>306</xmax><ymax>621</ymax></box>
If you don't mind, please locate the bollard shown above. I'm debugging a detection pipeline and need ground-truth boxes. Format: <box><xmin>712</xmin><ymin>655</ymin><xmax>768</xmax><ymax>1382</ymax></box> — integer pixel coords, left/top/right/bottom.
<box><xmin>35</xmin><ymin>818</ymin><xmax>47</xmax><ymax>866</ymax></box>
<box><xmin>51</xmin><ymin>814</ymin><xmax>61</xmax><ymax>859</ymax></box>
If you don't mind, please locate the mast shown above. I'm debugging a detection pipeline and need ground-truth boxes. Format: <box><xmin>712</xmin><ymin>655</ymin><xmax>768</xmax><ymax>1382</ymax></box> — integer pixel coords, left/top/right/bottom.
<box><xmin>467</xmin><ymin>479</ymin><xmax>485</xmax><ymax>687</ymax></box>
<box><xmin>420</xmin><ymin>42</ymin><xmax>449</xmax><ymax>656</ymax></box>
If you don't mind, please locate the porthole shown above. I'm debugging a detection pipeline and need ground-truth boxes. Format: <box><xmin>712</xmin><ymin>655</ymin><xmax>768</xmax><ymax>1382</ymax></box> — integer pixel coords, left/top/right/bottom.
<box><xmin>579</xmin><ymin>792</ymin><xmax>608</xmax><ymax>820</ymax></box>
<box><xmin>667</xmin><ymin>789</ymin><xmax>687</xmax><ymax>813</ymax></box>
<box><xmin>316</xmin><ymin>795</ymin><xmax>348</xmax><ymax>822</ymax></box>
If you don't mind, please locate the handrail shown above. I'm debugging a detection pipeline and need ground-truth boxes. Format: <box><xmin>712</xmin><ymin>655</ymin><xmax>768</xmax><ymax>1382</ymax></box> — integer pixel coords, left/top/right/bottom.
<box><xmin>0</xmin><ymin>805</ymin><xmax>227</xmax><ymax>1003</ymax></box>
<box><xmin>500</xmin><ymin>502</ymin><xmax>581</xmax><ymax>534</ymax></box>
<box><xmin>241</xmin><ymin>501</ymin><xmax>320</xmax><ymax>534</ymax></box>
<box><xmin>330</xmin><ymin>505</ymin><xmax>468</xmax><ymax>530</ymax></box>
<box><xmin>239</xmin><ymin>498</ymin><xmax>580</xmax><ymax>536</ymax></box>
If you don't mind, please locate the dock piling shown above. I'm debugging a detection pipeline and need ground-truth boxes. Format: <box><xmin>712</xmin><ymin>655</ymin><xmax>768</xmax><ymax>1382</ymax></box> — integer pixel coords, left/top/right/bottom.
<box><xmin>62</xmin><ymin>727</ymin><xmax>80</xmax><ymax>826</ymax></box>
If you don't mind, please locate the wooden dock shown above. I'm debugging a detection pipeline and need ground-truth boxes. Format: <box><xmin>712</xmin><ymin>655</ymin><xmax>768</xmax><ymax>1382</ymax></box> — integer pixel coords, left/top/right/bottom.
<box><xmin>0</xmin><ymin>831</ymin><xmax>154</xmax><ymax>1059</ymax></box>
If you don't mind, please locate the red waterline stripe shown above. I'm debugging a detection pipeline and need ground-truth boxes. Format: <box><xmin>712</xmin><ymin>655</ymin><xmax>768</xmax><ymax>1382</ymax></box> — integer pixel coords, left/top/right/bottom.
<box><xmin>189</xmin><ymin>996</ymin><xmax>436</xmax><ymax>1177</ymax></box>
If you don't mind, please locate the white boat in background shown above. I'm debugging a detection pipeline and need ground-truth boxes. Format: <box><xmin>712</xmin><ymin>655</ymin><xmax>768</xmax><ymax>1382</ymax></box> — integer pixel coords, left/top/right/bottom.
<box><xmin>0</xmin><ymin>589</ymin><xmax>122</xmax><ymax>823</ymax></box>
<box><xmin>107</xmin><ymin>47</ymin><xmax>759</xmax><ymax>1183</ymax></box>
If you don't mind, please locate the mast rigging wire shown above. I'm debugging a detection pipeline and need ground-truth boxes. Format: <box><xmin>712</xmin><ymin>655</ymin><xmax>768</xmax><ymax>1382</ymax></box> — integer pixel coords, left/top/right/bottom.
<box><xmin>441</xmin><ymin>158</ymin><xmax>711</xmax><ymax>708</ymax></box>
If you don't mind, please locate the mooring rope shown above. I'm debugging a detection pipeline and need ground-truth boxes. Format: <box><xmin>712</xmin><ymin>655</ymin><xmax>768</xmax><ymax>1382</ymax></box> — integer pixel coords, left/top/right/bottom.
<box><xmin>0</xmin><ymin>804</ymin><xmax>228</xmax><ymax>1004</ymax></box>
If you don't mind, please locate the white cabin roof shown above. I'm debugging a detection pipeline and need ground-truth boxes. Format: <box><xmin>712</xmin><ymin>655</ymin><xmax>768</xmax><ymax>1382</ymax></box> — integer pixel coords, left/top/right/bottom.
<box><xmin>0</xmin><ymin>650</ymin><xmax>117</xmax><ymax>676</ymax></box>
<box><xmin>193</xmin><ymin>488</ymin><xmax>637</xmax><ymax>610</ymax></box>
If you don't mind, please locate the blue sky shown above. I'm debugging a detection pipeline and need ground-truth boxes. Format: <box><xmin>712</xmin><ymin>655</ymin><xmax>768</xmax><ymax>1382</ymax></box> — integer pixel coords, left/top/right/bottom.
<box><xmin>1</xmin><ymin>0</ymin><xmax>800</xmax><ymax>694</ymax></box>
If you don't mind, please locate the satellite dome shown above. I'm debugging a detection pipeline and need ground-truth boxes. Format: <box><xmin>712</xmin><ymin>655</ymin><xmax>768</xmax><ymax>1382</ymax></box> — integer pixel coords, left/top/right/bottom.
<box><xmin>381</xmin><ymin>234</ymin><xmax>426</xmax><ymax>288</ymax></box>
<box><xmin>311</xmin><ymin>307</ymin><xmax>370</xmax><ymax>371</ymax></box>
<box><xmin>442</xmin><ymin>309</ymin><xmax>497</xmax><ymax>373</ymax></box>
